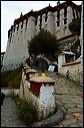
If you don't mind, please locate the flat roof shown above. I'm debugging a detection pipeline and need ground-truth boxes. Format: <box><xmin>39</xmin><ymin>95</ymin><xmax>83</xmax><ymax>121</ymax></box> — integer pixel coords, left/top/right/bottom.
<box><xmin>62</xmin><ymin>51</ymin><xmax>75</xmax><ymax>55</ymax></box>
<box><xmin>25</xmin><ymin>69</ymin><xmax>37</xmax><ymax>74</ymax></box>
<box><xmin>59</xmin><ymin>51</ymin><xmax>75</xmax><ymax>55</ymax></box>
<box><xmin>29</xmin><ymin>76</ymin><xmax>55</xmax><ymax>84</ymax></box>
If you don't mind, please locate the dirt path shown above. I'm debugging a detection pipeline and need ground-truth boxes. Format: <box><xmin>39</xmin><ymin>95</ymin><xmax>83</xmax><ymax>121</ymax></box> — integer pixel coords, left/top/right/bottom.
<box><xmin>1</xmin><ymin>96</ymin><xmax>27</xmax><ymax>127</ymax></box>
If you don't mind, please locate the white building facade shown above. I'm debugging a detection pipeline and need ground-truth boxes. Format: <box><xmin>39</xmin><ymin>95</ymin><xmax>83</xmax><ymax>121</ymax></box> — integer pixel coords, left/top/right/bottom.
<box><xmin>80</xmin><ymin>2</ymin><xmax>83</xmax><ymax>64</ymax></box>
<box><xmin>2</xmin><ymin>1</ymin><xmax>81</xmax><ymax>71</ymax></box>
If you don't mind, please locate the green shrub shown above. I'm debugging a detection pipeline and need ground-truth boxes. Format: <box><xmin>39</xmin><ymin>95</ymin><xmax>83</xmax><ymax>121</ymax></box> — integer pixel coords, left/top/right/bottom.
<box><xmin>1</xmin><ymin>65</ymin><xmax>22</xmax><ymax>88</ymax></box>
<box><xmin>68</xmin><ymin>18</ymin><xmax>81</xmax><ymax>33</ymax></box>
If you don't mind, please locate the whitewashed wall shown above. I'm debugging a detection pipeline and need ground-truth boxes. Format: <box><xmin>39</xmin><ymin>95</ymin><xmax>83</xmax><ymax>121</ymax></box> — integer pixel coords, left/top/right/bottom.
<box><xmin>39</xmin><ymin>84</ymin><xmax>55</xmax><ymax>118</ymax></box>
<box><xmin>19</xmin><ymin>70</ymin><xmax>56</xmax><ymax>119</ymax></box>
<box><xmin>2</xmin><ymin>3</ymin><xmax>80</xmax><ymax>71</ymax></box>
<box><xmin>80</xmin><ymin>2</ymin><xmax>83</xmax><ymax>63</ymax></box>
<box><xmin>59</xmin><ymin>62</ymin><xmax>83</xmax><ymax>86</ymax></box>
<box><xmin>58</xmin><ymin>54</ymin><xmax>65</xmax><ymax>73</ymax></box>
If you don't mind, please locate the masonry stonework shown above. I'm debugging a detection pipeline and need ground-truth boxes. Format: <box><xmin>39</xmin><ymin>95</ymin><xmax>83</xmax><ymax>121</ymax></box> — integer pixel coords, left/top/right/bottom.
<box><xmin>59</xmin><ymin>62</ymin><xmax>83</xmax><ymax>86</ymax></box>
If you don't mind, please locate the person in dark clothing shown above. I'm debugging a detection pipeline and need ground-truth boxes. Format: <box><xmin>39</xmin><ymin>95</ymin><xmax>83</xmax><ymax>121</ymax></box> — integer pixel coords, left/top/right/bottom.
<box><xmin>0</xmin><ymin>92</ymin><xmax>5</xmax><ymax>105</ymax></box>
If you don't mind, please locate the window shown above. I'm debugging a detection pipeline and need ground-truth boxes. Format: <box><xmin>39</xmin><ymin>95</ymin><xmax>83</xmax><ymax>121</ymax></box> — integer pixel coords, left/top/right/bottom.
<box><xmin>35</xmin><ymin>18</ymin><xmax>37</xmax><ymax>25</ymax></box>
<box><xmin>64</xmin><ymin>18</ymin><xmax>67</xmax><ymax>24</ymax></box>
<box><xmin>64</xmin><ymin>7</ymin><xmax>67</xmax><ymax>18</ymax></box>
<box><xmin>8</xmin><ymin>30</ymin><xmax>10</xmax><ymax>38</ymax></box>
<box><xmin>57</xmin><ymin>21</ymin><xmax>60</xmax><ymax>27</ymax></box>
<box><xmin>45</xmin><ymin>13</ymin><xmax>47</xmax><ymax>22</ymax></box>
<box><xmin>39</xmin><ymin>24</ymin><xmax>41</xmax><ymax>30</ymax></box>
<box><xmin>26</xmin><ymin>20</ymin><xmax>27</xmax><ymax>27</ymax></box>
<box><xmin>57</xmin><ymin>10</ymin><xmax>60</xmax><ymax>27</ymax></box>
<box><xmin>65</xmin><ymin>55</ymin><xmax>74</xmax><ymax>63</ymax></box>
<box><xmin>14</xmin><ymin>25</ymin><xmax>15</xmax><ymax>32</ymax></box>
<box><xmin>40</xmin><ymin>16</ymin><xmax>42</xmax><ymax>24</ymax></box>
<box><xmin>21</xmin><ymin>22</ymin><xmax>23</xmax><ymax>29</ymax></box>
<box><xmin>39</xmin><ymin>16</ymin><xmax>42</xmax><ymax>30</ymax></box>
<box><xmin>14</xmin><ymin>27</ymin><xmax>15</xmax><ymax>32</ymax></box>
<box><xmin>57</xmin><ymin>11</ymin><xmax>60</xmax><ymax>20</ymax></box>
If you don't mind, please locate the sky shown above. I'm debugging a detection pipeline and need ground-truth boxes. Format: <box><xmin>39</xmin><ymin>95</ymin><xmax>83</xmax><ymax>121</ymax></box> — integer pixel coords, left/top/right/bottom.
<box><xmin>1</xmin><ymin>1</ymin><xmax>82</xmax><ymax>53</ymax></box>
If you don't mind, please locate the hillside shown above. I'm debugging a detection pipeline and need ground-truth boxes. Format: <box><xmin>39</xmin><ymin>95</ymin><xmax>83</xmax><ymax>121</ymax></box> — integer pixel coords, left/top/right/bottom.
<box><xmin>1</xmin><ymin>65</ymin><xmax>22</xmax><ymax>89</ymax></box>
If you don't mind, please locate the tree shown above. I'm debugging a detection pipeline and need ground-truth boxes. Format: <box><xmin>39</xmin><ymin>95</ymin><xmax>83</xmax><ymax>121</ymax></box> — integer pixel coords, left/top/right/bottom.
<box><xmin>68</xmin><ymin>18</ymin><xmax>81</xmax><ymax>34</ymax></box>
<box><xmin>28</xmin><ymin>29</ymin><xmax>60</xmax><ymax>58</ymax></box>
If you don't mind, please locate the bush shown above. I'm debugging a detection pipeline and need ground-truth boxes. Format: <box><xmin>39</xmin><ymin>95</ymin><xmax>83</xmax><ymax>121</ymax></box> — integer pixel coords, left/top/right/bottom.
<box><xmin>28</xmin><ymin>29</ymin><xmax>60</xmax><ymax>57</ymax></box>
<box><xmin>68</xmin><ymin>18</ymin><xmax>81</xmax><ymax>33</ymax></box>
<box><xmin>14</xmin><ymin>95</ymin><xmax>58</xmax><ymax>126</ymax></box>
<box><xmin>1</xmin><ymin>65</ymin><xmax>22</xmax><ymax>88</ymax></box>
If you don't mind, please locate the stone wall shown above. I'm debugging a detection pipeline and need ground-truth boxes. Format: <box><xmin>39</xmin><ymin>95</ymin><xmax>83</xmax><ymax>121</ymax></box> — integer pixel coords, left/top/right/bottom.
<box><xmin>59</xmin><ymin>62</ymin><xmax>83</xmax><ymax>86</ymax></box>
<box><xmin>19</xmin><ymin>70</ymin><xmax>55</xmax><ymax>119</ymax></box>
<box><xmin>58</xmin><ymin>33</ymin><xmax>79</xmax><ymax>50</ymax></box>
<box><xmin>19</xmin><ymin>71</ymin><xmax>41</xmax><ymax>118</ymax></box>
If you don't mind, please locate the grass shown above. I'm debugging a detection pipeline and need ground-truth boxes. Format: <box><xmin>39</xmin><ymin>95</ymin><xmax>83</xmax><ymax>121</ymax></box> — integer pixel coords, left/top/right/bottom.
<box><xmin>1</xmin><ymin>65</ymin><xmax>22</xmax><ymax>89</ymax></box>
<box><xmin>14</xmin><ymin>95</ymin><xmax>38</xmax><ymax>126</ymax></box>
<box><xmin>13</xmin><ymin>95</ymin><xmax>58</xmax><ymax>126</ymax></box>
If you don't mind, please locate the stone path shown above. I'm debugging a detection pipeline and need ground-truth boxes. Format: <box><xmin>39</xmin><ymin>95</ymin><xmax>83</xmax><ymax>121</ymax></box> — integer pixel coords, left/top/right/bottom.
<box><xmin>1</xmin><ymin>96</ymin><xmax>27</xmax><ymax>127</ymax></box>
<box><xmin>1</xmin><ymin>72</ymin><xmax>83</xmax><ymax>127</ymax></box>
<box><xmin>46</xmin><ymin>72</ymin><xmax>83</xmax><ymax>127</ymax></box>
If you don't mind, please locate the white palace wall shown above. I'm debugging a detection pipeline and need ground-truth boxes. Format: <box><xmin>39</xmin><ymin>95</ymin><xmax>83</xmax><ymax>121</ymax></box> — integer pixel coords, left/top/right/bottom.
<box><xmin>2</xmin><ymin>2</ymin><xmax>80</xmax><ymax>71</ymax></box>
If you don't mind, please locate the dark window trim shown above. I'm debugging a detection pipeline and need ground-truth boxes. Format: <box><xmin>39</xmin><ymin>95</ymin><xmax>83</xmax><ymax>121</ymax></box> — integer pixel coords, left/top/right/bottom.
<box><xmin>57</xmin><ymin>20</ymin><xmax>60</xmax><ymax>27</ymax></box>
<box><xmin>57</xmin><ymin>10</ymin><xmax>60</xmax><ymax>20</ymax></box>
<box><xmin>45</xmin><ymin>13</ymin><xmax>47</xmax><ymax>22</ymax></box>
<box><xmin>26</xmin><ymin>20</ymin><xmax>28</xmax><ymax>27</ymax></box>
<box><xmin>35</xmin><ymin>18</ymin><xmax>37</xmax><ymax>25</ymax></box>
<box><xmin>21</xmin><ymin>22</ymin><xmax>23</xmax><ymax>29</ymax></box>
<box><xmin>63</xmin><ymin>18</ymin><xmax>67</xmax><ymax>25</ymax></box>
<box><xmin>39</xmin><ymin>23</ymin><xmax>42</xmax><ymax>30</ymax></box>
<box><xmin>64</xmin><ymin>7</ymin><xmax>67</xmax><ymax>18</ymax></box>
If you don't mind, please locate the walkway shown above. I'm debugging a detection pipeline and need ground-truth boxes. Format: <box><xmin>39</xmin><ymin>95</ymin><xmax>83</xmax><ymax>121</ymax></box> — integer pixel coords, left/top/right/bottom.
<box><xmin>1</xmin><ymin>72</ymin><xmax>83</xmax><ymax>127</ymax></box>
<box><xmin>46</xmin><ymin>72</ymin><xmax>83</xmax><ymax>127</ymax></box>
<box><xmin>1</xmin><ymin>96</ymin><xmax>26</xmax><ymax>127</ymax></box>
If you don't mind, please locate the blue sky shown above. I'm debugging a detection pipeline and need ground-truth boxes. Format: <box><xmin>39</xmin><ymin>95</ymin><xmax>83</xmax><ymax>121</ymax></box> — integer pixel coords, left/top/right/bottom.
<box><xmin>1</xmin><ymin>1</ymin><xmax>82</xmax><ymax>52</ymax></box>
